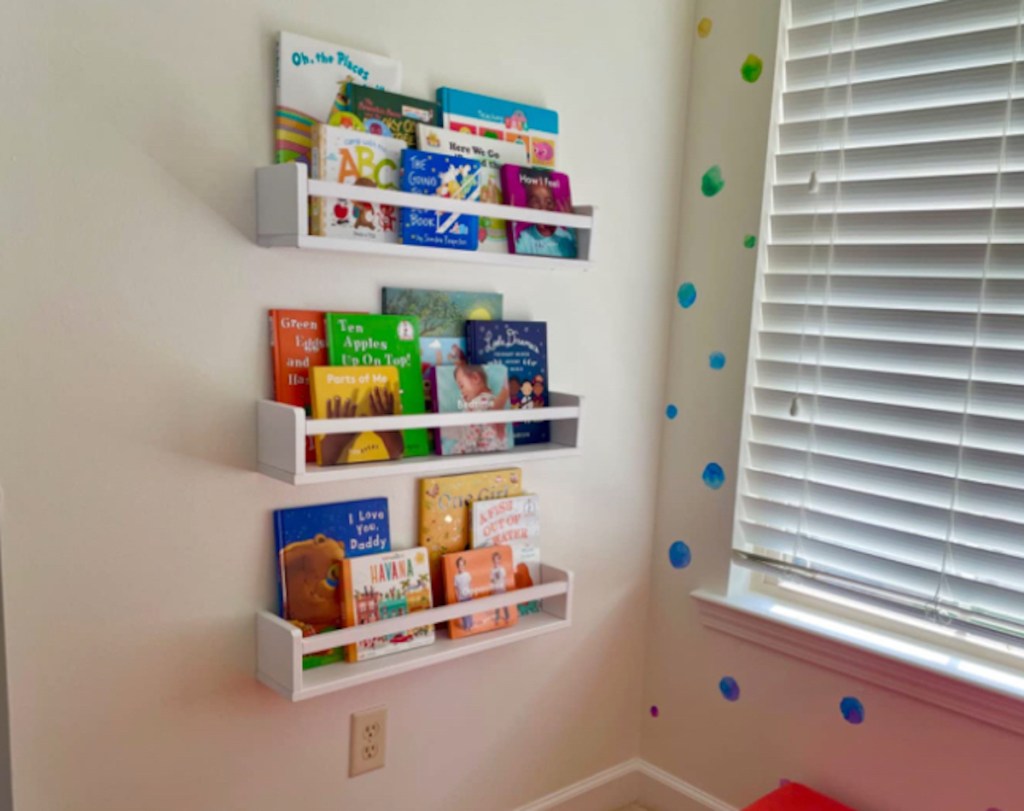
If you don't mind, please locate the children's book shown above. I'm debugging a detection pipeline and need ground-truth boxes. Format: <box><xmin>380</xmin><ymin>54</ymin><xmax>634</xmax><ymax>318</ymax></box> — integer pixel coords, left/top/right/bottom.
<box><xmin>465</xmin><ymin>321</ymin><xmax>550</xmax><ymax>445</ymax></box>
<box><xmin>419</xmin><ymin>468</ymin><xmax>523</xmax><ymax>607</ymax></box>
<box><xmin>443</xmin><ymin>545</ymin><xmax>518</xmax><ymax>640</ymax></box>
<box><xmin>269</xmin><ymin>309</ymin><xmax>327</xmax><ymax>463</ymax></box>
<box><xmin>324</xmin><ymin>313</ymin><xmax>430</xmax><ymax>458</ymax></box>
<box><xmin>275</xmin><ymin>32</ymin><xmax>401</xmax><ymax>164</ymax></box>
<box><xmin>310</xmin><ymin>366</ymin><xmax>403</xmax><ymax>466</ymax></box>
<box><xmin>416</xmin><ymin>124</ymin><xmax>528</xmax><ymax>252</ymax></box>
<box><xmin>341</xmin><ymin>548</ymin><xmax>435</xmax><ymax>662</ymax></box>
<box><xmin>332</xmin><ymin>86</ymin><xmax>439</xmax><ymax>147</ymax></box>
<box><xmin>429</xmin><ymin>363</ymin><xmax>513</xmax><ymax>456</ymax></box>
<box><xmin>274</xmin><ymin>497</ymin><xmax>391</xmax><ymax>669</ymax></box>
<box><xmin>381</xmin><ymin>287</ymin><xmax>503</xmax><ymax>337</ymax></box>
<box><xmin>398</xmin><ymin>150</ymin><xmax>481</xmax><ymax>251</ymax></box>
<box><xmin>500</xmin><ymin>166</ymin><xmax>578</xmax><ymax>258</ymax></box>
<box><xmin>436</xmin><ymin>87</ymin><xmax>559</xmax><ymax>168</ymax></box>
<box><xmin>471</xmin><ymin>494</ymin><xmax>541</xmax><ymax>616</ymax></box>
<box><xmin>309</xmin><ymin>125</ymin><xmax>405</xmax><ymax>240</ymax></box>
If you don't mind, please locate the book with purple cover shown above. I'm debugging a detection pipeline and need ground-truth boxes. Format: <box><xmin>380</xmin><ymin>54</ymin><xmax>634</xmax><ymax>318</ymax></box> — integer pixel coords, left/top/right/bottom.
<box><xmin>500</xmin><ymin>165</ymin><xmax>577</xmax><ymax>259</ymax></box>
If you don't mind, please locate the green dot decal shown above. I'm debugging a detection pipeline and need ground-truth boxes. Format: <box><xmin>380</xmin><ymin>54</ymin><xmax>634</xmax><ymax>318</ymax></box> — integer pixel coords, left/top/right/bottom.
<box><xmin>701</xmin><ymin>165</ymin><xmax>725</xmax><ymax>197</ymax></box>
<box><xmin>744</xmin><ymin>234</ymin><xmax>757</xmax><ymax>249</ymax></box>
<box><xmin>741</xmin><ymin>54</ymin><xmax>764</xmax><ymax>83</ymax></box>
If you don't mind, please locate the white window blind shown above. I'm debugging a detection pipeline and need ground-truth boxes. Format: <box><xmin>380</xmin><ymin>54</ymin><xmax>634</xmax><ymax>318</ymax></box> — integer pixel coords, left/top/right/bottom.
<box><xmin>736</xmin><ymin>0</ymin><xmax>1024</xmax><ymax>641</ymax></box>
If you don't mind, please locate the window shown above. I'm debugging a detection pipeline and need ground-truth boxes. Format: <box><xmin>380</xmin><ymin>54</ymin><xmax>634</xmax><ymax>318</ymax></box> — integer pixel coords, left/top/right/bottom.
<box><xmin>734</xmin><ymin>0</ymin><xmax>1024</xmax><ymax>655</ymax></box>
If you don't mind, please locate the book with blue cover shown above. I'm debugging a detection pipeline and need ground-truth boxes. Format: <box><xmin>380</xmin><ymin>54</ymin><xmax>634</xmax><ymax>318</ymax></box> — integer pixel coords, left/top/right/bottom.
<box><xmin>274</xmin><ymin>498</ymin><xmax>391</xmax><ymax>669</ymax></box>
<box><xmin>465</xmin><ymin>321</ymin><xmax>549</xmax><ymax>445</ymax></box>
<box><xmin>399</xmin><ymin>150</ymin><xmax>481</xmax><ymax>251</ymax></box>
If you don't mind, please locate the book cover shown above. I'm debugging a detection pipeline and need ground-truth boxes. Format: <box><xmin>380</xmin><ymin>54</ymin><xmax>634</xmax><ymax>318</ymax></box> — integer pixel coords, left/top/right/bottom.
<box><xmin>465</xmin><ymin>321</ymin><xmax>550</xmax><ymax>445</ymax></box>
<box><xmin>324</xmin><ymin>313</ymin><xmax>430</xmax><ymax>458</ymax></box>
<box><xmin>430</xmin><ymin>363</ymin><xmax>513</xmax><ymax>456</ymax></box>
<box><xmin>436</xmin><ymin>87</ymin><xmax>558</xmax><ymax>168</ymax></box>
<box><xmin>269</xmin><ymin>309</ymin><xmax>326</xmax><ymax>463</ymax></box>
<box><xmin>398</xmin><ymin>150</ymin><xmax>481</xmax><ymax>251</ymax></box>
<box><xmin>500</xmin><ymin>165</ymin><xmax>578</xmax><ymax>258</ymax></box>
<box><xmin>416</xmin><ymin>124</ymin><xmax>528</xmax><ymax>252</ymax></box>
<box><xmin>381</xmin><ymin>287</ymin><xmax>502</xmax><ymax>337</ymax></box>
<box><xmin>471</xmin><ymin>494</ymin><xmax>542</xmax><ymax>616</ymax></box>
<box><xmin>275</xmin><ymin>32</ymin><xmax>401</xmax><ymax>164</ymax></box>
<box><xmin>443</xmin><ymin>545</ymin><xmax>518</xmax><ymax>639</ymax></box>
<box><xmin>309</xmin><ymin>366</ymin><xmax>404</xmax><ymax>466</ymax></box>
<box><xmin>336</xmin><ymin>86</ymin><xmax>439</xmax><ymax>148</ymax></box>
<box><xmin>310</xmin><ymin>125</ymin><xmax>405</xmax><ymax>240</ymax></box>
<box><xmin>419</xmin><ymin>468</ymin><xmax>523</xmax><ymax>607</ymax></box>
<box><xmin>274</xmin><ymin>497</ymin><xmax>391</xmax><ymax>669</ymax></box>
<box><xmin>341</xmin><ymin>548</ymin><xmax>435</xmax><ymax>662</ymax></box>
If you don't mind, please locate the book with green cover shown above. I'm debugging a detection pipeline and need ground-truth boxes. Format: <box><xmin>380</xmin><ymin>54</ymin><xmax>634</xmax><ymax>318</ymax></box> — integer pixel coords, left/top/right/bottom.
<box><xmin>331</xmin><ymin>86</ymin><xmax>439</xmax><ymax>148</ymax></box>
<box><xmin>324</xmin><ymin>313</ymin><xmax>430</xmax><ymax>458</ymax></box>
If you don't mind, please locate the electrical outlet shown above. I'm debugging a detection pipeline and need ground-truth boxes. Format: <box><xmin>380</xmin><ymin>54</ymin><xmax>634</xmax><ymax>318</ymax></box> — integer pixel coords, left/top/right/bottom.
<box><xmin>349</xmin><ymin>706</ymin><xmax>387</xmax><ymax>777</ymax></box>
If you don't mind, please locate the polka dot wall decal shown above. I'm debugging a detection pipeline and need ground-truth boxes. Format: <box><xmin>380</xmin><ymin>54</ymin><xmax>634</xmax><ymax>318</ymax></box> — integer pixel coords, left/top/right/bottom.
<box><xmin>666</xmin><ymin>404</ymin><xmax>679</xmax><ymax>420</ymax></box>
<box><xmin>840</xmin><ymin>696</ymin><xmax>865</xmax><ymax>725</ymax></box>
<box><xmin>741</xmin><ymin>53</ymin><xmax>764</xmax><ymax>83</ymax></box>
<box><xmin>779</xmin><ymin>779</ymin><xmax>792</xmax><ymax>788</ymax></box>
<box><xmin>669</xmin><ymin>541</ymin><xmax>692</xmax><ymax>569</ymax></box>
<box><xmin>701</xmin><ymin>165</ymin><xmax>725</xmax><ymax>197</ymax></box>
<box><xmin>744</xmin><ymin>234</ymin><xmax>757</xmax><ymax>249</ymax></box>
<box><xmin>709</xmin><ymin>351</ymin><xmax>726</xmax><ymax>370</ymax></box>
<box><xmin>697</xmin><ymin>17</ymin><xmax>713</xmax><ymax>38</ymax></box>
<box><xmin>702</xmin><ymin>462</ymin><xmax>726</xmax><ymax>490</ymax></box>
<box><xmin>650</xmin><ymin>705</ymin><xmax>660</xmax><ymax>718</ymax></box>
<box><xmin>719</xmin><ymin>676</ymin><xmax>740</xmax><ymax>701</ymax></box>
<box><xmin>677</xmin><ymin>282</ymin><xmax>697</xmax><ymax>309</ymax></box>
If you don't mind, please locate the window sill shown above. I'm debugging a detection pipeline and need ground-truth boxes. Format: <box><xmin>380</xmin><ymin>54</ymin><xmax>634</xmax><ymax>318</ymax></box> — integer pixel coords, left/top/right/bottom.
<box><xmin>692</xmin><ymin>589</ymin><xmax>1024</xmax><ymax>736</ymax></box>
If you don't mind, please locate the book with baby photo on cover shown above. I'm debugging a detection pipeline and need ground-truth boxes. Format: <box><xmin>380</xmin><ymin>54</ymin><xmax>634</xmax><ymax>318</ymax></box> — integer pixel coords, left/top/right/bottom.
<box><xmin>500</xmin><ymin>165</ymin><xmax>577</xmax><ymax>258</ymax></box>
<box><xmin>428</xmin><ymin>363</ymin><xmax>513</xmax><ymax>456</ymax></box>
<box><xmin>442</xmin><ymin>545</ymin><xmax>517</xmax><ymax>639</ymax></box>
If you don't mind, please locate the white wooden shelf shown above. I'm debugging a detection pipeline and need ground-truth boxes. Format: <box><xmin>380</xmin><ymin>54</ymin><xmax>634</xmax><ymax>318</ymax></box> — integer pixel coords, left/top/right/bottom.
<box><xmin>256</xmin><ymin>564</ymin><xmax>573</xmax><ymax>701</ymax></box>
<box><xmin>255</xmin><ymin>163</ymin><xmax>596</xmax><ymax>270</ymax></box>
<box><xmin>257</xmin><ymin>392</ymin><xmax>583</xmax><ymax>484</ymax></box>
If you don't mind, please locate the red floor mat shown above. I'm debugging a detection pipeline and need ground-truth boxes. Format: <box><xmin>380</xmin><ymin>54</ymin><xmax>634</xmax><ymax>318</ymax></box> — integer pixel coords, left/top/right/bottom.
<box><xmin>743</xmin><ymin>783</ymin><xmax>856</xmax><ymax>811</ymax></box>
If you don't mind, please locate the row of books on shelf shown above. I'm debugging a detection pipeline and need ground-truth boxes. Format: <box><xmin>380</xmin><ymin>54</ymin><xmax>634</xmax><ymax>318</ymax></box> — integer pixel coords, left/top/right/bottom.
<box><xmin>275</xmin><ymin>468</ymin><xmax>539</xmax><ymax>668</ymax></box>
<box><xmin>275</xmin><ymin>31</ymin><xmax>577</xmax><ymax>258</ymax></box>
<box><xmin>270</xmin><ymin>287</ymin><xmax>552</xmax><ymax>466</ymax></box>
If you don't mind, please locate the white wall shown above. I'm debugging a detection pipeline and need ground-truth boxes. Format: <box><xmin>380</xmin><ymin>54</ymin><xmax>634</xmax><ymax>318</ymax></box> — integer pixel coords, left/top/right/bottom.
<box><xmin>642</xmin><ymin>3</ymin><xmax>1024</xmax><ymax>810</ymax></box>
<box><xmin>0</xmin><ymin>1</ymin><xmax>695</xmax><ymax>809</ymax></box>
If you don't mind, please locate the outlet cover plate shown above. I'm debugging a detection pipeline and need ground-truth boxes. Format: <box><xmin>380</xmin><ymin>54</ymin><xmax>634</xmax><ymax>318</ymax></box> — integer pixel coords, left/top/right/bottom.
<box><xmin>349</xmin><ymin>706</ymin><xmax>387</xmax><ymax>777</ymax></box>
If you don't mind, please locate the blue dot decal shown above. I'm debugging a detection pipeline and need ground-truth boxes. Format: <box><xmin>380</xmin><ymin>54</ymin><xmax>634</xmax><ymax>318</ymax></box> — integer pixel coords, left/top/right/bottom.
<box><xmin>702</xmin><ymin>462</ymin><xmax>725</xmax><ymax>489</ymax></box>
<box><xmin>840</xmin><ymin>696</ymin><xmax>865</xmax><ymax>724</ymax></box>
<box><xmin>666</xmin><ymin>404</ymin><xmax>679</xmax><ymax>420</ymax></box>
<box><xmin>669</xmin><ymin>541</ymin><xmax>692</xmax><ymax>569</ymax></box>
<box><xmin>709</xmin><ymin>351</ymin><xmax>726</xmax><ymax>370</ymax></box>
<box><xmin>677</xmin><ymin>282</ymin><xmax>697</xmax><ymax>309</ymax></box>
<box><xmin>719</xmin><ymin>676</ymin><xmax>740</xmax><ymax>701</ymax></box>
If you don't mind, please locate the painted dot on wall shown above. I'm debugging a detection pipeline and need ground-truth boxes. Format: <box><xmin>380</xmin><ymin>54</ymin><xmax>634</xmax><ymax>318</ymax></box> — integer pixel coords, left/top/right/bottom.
<box><xmin>709</xmin><ymin>351</ymin><xmax>726</xmax><ymax>370</ymax></box>
<box><xmin>840</xmin><ymin>696</ymin><xmax>865</xmax><ymax>725</ymax></box>
<box><xmin>666</xmin><ymin>404</ymin><xmax>679</xmax><ymax>420</ymax></box>
<box><xmin>650</xmin><ymin>705</ymin><xmax>660</xmax><ymax>718</ymax></box>
<box><xmin>779</xmin><ymin>779</ymin><xmax>792</xmax><ymax>788</ymax></box>
<box><xmin>697</xmin><ymin>17</ymin><xmax>713</xmax><ymax>38</ymax></box>
<box><xmin>741</xmin><ymin>53</ymin><xmax>764</xmax><ymax>83</ymax></box>
<box><xmin>701</xmin><ymin>165</ymin><xmax>725</xmax><ymax>197</ymax></box>
<box><xmin>719</xmin><ymin>676</ymin><xmax>741</xmax><ymax>701</ymax></box>
<box><xmin>677</xmin><ymin>282</ymin><xmax>697</xmax><ymax>309</ymax></box>
<box><xmin>669</xmin><ymin>541</ymin><xmax>692</xmax><ymax>569</ymax></box>
<box><xmin>744</xmin><ymin>234</ymin><xmax>757</xmax><ymax>249</ymax></box>
<box><xmin>702</xmin><ymin>462</ymin><xmax>726</xmax><ymax>490</ymax></box>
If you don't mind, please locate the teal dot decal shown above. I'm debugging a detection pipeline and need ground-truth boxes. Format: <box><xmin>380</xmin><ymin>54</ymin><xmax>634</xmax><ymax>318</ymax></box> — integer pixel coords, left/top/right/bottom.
<box><xmin>702</xmin><ymin>165</ymin><xmax>725</xmax><ymax>197</ymax></box>
<box><xmin>669</xmin><ymin>541</ymin><xmax>691</xmax><ymax>569</ymax></box>
<box><xmin>709</xmin><ymin>352</ymin><xmax>726</xmax><ymax>370</ymax></box>
<box><xmin>719</xmin><ymin>676</ymin><xmax>740</xmax><ymax>701</ymax></box>
<box><xmin>744</xmin><ymin>234</ymin><xmax>757</xmax><ymax>249</ymax></box>
<box><xmin>741</xmin><ymin>54</ymin><xmax>764</xmax><ymax>83</ymax></box>
<box><xmin>702</xmin><ymin>462</ymin><xmax>725</xmax><ymax>489</ymax></box>
<box><xmin>677</xmin><ymin>282</ymin><xmax>697</xmax><ymax>308</ymax></box>
<box><xmin>840</xmin><ymin>696</ymin><xmax>865</xmax><ymax>724</ymax></box>
<box><xmin>650</xmin><ymin>705</ymin><xmax>660</xmax><ymax>718</ymax></box>
<box><xmin>666</xmin><ymin>404</ymin><xmax>679</xmax><ymax>420</ymax></box>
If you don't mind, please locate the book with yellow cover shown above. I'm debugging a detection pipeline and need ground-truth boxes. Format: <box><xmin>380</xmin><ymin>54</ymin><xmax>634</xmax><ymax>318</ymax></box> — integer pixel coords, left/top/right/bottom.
<box><xmin>310</xmin><ymin>366</ymin><xmax>403</xmax><ymax>466</ymax></box>
<box><xmin>418</xmin><ymin>468</ymin><xmax>523</xmax><ymax>607</ymax></box>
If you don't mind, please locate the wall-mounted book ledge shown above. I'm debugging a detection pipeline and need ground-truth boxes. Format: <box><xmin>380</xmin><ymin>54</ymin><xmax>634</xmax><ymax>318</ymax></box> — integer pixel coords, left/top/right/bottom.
<box><xmin>255</xmin><ymin>163</ymin><xmax>596</xmax><ymax>270</ymax></box>
<box><xmin>256</xmin><ymin>564</ymin><xmax>573</xmax><ymax>701</ymax></box>
<box><xmin>256</xmin><ymin>392</ymin><xmax>583</xmax><ymax>484</ymax></box>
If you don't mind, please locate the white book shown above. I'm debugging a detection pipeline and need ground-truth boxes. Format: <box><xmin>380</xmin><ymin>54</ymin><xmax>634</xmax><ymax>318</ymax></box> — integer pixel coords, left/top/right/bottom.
<box><xmin>471</xmin><ymin>495</ymin><xmax>541</xmax><ymax>601</ymax></box>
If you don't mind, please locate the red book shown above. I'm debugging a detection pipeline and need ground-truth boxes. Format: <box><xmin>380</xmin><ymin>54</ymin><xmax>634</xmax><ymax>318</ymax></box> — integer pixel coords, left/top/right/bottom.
<box><xmin>269</xmin><ymin>310</ymin><xmax>328</xmax><ymax>462</ymax></box>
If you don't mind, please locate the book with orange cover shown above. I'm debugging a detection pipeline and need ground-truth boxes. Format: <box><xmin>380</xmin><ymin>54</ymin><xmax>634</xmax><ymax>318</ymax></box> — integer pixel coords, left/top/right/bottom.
<box><xmin>269</xmin><ymin>310</ymin><xmax>327</xmax><ymax>463</ymax></box>
<box><xmin>418</xmin><ymin>468</ymin><xmax>523</xmax><ymax>607</ymax></box>
<box><xmin>443</xmin><ymin>545</ymin><xmax>517</xmax><ymax>639</ymax></box>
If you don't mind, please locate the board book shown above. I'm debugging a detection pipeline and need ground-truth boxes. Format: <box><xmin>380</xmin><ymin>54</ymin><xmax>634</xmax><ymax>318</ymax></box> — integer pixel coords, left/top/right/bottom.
<box><xmin>466</xmin><ymin>320</ymin><xmax>550</xmax><ymax>445</ymax></box>
<box><xmin>416</xmin><ymin>124</ymin><xmax>528</xmax><ymax>252</ymax></box>
<box><xmin>398</xmin><ymin>150</ymin><xmax>481</xmax><ymax>251</ymax></box>
<box><xmin>274</xmin><ymin>497</ymin><xmax>391</xmax><ymax>668</ymax></box>
<box><xmin>269</xmin><ymin>309</ymin><xmax>326</xmax><ymax>463</ymax></box>
<box><xmin>419</xmin><ymin>468</ymin><xmax>523</xmax><ymax>607</ymax></box>
<box><xmin>381</xmin><ymin>287</ymin><xmax>503</xmax><ymax>337</ymax></box>
<box><xmin>500</xmin><ymin>165</ymin><xmax>577</xmax><ymax>258</ymax></box>
<box><xmin>341</xmin><ymin>548</ymin><xmax>435</xmax><ymax>662</ymax></box>
<box><xmin>309</xmin><ymin>366</ymin><xmax>403</xmax><ymax>466</ymax></box>
<box><xmin>436</xmin><ymin>87</ymin><xmax>558</xmax><ymax>169</ymax></box>
<box><xmin>275</xmin><ymin>32</ymin><xmax>401</xmax><ymax>164</ymax></box>
<box><xmin>471</xmin><ymin>494</ymin><xmax>541</xmax><ymax>615</ymax></box>
<box><xmin>333</xmin><ymin>86</ymin><xmax>438</xmax><ymax>147</ymax></box>
<box><xmin>429</xmin><ymin>363</ymin><xmax>513</xmax><ymax>456</ymax></box>
<box><xmin>309</xmin><ymin>125</ymin><xmax>404</xmax><ymax>240</ymax></box>
<box><xmin>443</xmin><ymin>545</ymin><xmax>518</xmax><ymax>640</ymax></box>
<box><xmin>324</xmin><ymin>313</ymin><xmax>429</xmax><ymax>458</ymax></box>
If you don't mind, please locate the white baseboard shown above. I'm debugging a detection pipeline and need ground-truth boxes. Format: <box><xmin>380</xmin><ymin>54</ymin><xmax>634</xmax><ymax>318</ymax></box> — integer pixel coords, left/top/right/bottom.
<box><xmin>514</xmin><ymin>758</ymin><xmax>737</xmax><ymax>811</ymax></box>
